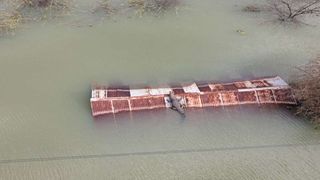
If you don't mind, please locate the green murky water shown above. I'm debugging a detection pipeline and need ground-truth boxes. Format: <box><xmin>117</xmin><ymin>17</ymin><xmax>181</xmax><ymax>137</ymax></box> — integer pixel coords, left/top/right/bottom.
<box><xmin>1</xmin><ymin>0</ymin><xmax>320</xmax><ymax>179</ymax></box>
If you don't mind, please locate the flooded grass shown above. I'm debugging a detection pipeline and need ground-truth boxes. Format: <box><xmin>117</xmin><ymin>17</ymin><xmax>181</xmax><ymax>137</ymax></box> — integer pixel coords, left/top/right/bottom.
<box><xmin>16</xmin><ymin>0</ymin><xmax>70</xmax><ymax>9</ymax></box>
<box><xmin>144</xmin><ymin>0</ymin><xmax>181</xmax><ymax>15</ymax></box>
<box><xmin>0</xmin><ymin>0</ymin><xmax>70</xmax><ymax>36</ymax></box>
<box><xmin>291</xmin><ymin>57</ymin><xmax>320</xmax><ymax>127</ymax></box>
<box><xmin>0</xmin><ymin>10</ymin><xmax>22</xmax><ymax>35</ymax></box>
<box><xmin>242</xmin><ymin>5</ymin><xmax>261</xmax><ymax>12</ymax></box>
<box><xmin>267</xmin><ymin>0</ymin><xmax>320</xmax><ymax>22</ymax></box>
<box><xmin>0</xmin><ymin>0</ymin><xmax>184</xmax><ymax>36</ymax></box>
<box><xmin>16</xmin><ymin>0</ymin><xmax>71</xmax><ymax>21</ymax></box>
<box><xmin>128</xmin><ymin>0</ymin><xmax>144</xmax><ymax>7</ymax></box>
<box><xmin>92</xmin><ymin>0</ymin><xmax>115</xmax><ymax>14</ymax></box>
<box><xmin>243</xmin><ymin>0</ymin><xmax>320</xmax><ymax>24</ymax></box>
<box><xmin>92</xmin><ymin>0</ymin><xmax>183</xmax><ymax>16</ymax></box>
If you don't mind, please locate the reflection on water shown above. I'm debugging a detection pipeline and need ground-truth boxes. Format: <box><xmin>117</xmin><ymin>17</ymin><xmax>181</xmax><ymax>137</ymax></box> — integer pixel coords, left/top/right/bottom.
<box><xmin>1</xmin><ymin>0</ymin><xmax>320</xmax><ymax>179</ymax></box>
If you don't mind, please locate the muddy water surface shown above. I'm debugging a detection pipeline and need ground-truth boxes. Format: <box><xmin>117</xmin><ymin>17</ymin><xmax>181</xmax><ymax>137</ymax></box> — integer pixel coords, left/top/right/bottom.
<box><xmin>1</xmin><ymin>0</ymin><xmax>320</xmax><ymax>179</ymax></box>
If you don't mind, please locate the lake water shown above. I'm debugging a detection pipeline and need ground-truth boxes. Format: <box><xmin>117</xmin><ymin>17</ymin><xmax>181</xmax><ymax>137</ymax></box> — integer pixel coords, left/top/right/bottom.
<box><xmin>1</xmin><ymin>0</ymin><xmax>320</xmax><ymax>179</ymax></box>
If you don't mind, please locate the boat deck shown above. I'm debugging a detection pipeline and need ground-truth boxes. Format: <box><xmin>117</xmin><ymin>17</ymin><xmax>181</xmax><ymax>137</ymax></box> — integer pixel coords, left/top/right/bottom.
<box><xmin>90</xmin><ymin>76</ymin><xmax>296</xmax><ymax>116</ymax></box>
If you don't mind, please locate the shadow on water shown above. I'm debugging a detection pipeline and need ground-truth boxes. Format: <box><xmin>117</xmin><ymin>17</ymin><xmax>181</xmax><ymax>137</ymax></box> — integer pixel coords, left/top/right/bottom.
<box><xmin>76</xmin><ymin>87</ymin><xmax>94</xmax><ymax>116</ymax></box>
<box><xmin>92</xmin><ymin>107</ymin><xmax>223</xmax><ymax>135</ymax></box>
<box><xmin>1</xmin><ymin>141</ymin><xmax>320</xmax><ymax>165</ymax></box>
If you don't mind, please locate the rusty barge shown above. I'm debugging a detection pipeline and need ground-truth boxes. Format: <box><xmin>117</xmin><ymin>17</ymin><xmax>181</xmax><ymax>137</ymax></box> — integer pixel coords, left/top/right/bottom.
<box><xmin>90</xmin><ymin>76</ymin><xmax>296</xmax><ymax>116</ymax></box>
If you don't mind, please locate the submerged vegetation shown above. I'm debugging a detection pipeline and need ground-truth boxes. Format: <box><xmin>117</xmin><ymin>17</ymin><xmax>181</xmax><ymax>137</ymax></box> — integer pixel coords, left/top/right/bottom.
<box><xmin>126</xmin><ymin>0</ymin><xmax>181</xmax><ymax>16</ymax></box>
<box><xmin>143</xmin><ymin>0</ymin><xmax>180</xmax><ymax>15</ymax></box>
<box><xmin>243</xmin><ymin>0</ymin><xmax>320</xmax><ymax>23</ymax></box>
<box><xmin>16</xmin><ymin>0</ymin><xmax>69</xmax><ymax>9</ymax></box>
<box><xmin>268</xmin><ymin>0</ymin><xmax>320</xmax><ymax>22</ymax></box>
<box><xmin>93</xmin><ymin>0</ymin><xmax>115</xmax><ymax>14</ymax></box>
<box><xmin>92</xmin><ymin>0</ymin><xmax>181</xmax><ymax>16</ymax></box>
<box><xmin>0</xmin><ymin>0</ymin><xmax>70</xmax><ymax>36</ymax></box>
<box><xmin>16</xmin><ymin>0</ymin><xmax>71</xmax><ymax>20</ymax></box>
<box><xmin>242</xmin><ymin>5</ymin><xmax>261</xmax><ymax>12</ymax></box>
<box><xmin>0</xmin><ymin>0</ymin><xmax>183</xmax><ymax>36</ymax></box>
<box><xmin>0</xmin><ymin>10</ymin><xmax>21</xmax><ymax>35</ymax></box>
<box><xmin>291</xmin><ymin>57</ymin><xmax>320</xmax><ymax>127</ymax></box>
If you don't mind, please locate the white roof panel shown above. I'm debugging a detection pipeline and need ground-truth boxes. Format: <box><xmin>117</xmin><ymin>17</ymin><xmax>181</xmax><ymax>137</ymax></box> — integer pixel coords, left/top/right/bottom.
<box><xmin>99</xmin><ymin>90</ymin><xmax>106</xmax><ymax>99</ymax></box>
<box><xmin>149</xmin><ymin>88</ymin><xmax>172</xmax><ymax>95</ymax></box>
<box><xmin>265</xmin><ymin>76</ymin><xmax>288</xmax><ymax>87</ymax></box>
<box><xmin>130</xmin><ymin>89</ymin><xmax>150</xmax><ymax>97</ymax></box>
<box><xmin>182</xmin><ymin>83</ymin><xmax>200</xmax><ymax>93</ymax></box>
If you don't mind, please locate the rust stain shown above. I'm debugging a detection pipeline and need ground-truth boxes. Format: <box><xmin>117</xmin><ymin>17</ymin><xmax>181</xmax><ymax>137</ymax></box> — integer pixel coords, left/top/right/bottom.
<box><xmin>130</xmin><ymin>96</ymin><xmax>165</xmax><ymax>111</ymax></box>
<box><xmin>172</xmin><ymin>87</ymin><xmax>184</xmax><ymax>94</ymax></box>
<box><xmin>183</xmin><ymin>93</ymin><xmax>202</xmax><ymax>107</ymax></box>
<box><xmin>107</xmin><ymin>89</ymin><xmax>130</xmax><ymax>97</ymax></box>
<box><xmin>234</xmin><ymin>82</ymin><xmax>247</xmax><ymax>89</ymax></box>
<box><xmin>222</xmin><ymin>83</ymin><xmax>238</xmax><ymax>91</ymax></box>
<box><xmin>237</xmin><ymin>91</ymin><xmax>257</xmax><ymax>103</ymax></box>
<box><xmin>197</xmin><ymin>85</ymin><xmax>212</xmax><ymax>92</ymax></box>
<box><xmin>200</xmin><ymin>92</ymin><xmax>222</xmax><ymax>107</ymax></box>
<box><xmin>257</xmin><ymin>90</ymin><xmax>275</xmax><ymax>103</ymax></box>
<box><xmin>274</xmin><ymin>89</ymin><xmax>295</xmax><ymax>103</ymax></box>
<box><xmin>148</xmin><ymin>96</ymin><xmax>166</xmax><ymax>108</ymax></box>
<box><xmin>221</xmin><ymin>92</ymin><xmax>239</xmax><ymax>105</ymax></box>
<box><xmin>91</xmin><ymin>100</ymin><xmax>113</xmax><ymax>115</ymax></box>
<box><xmin>90</xmin><ymin>76</ymin><xmax>297</xmax><ymax>116</ymax></box>
<box><xmin>210</xmin><ymin>84</ymin><xmax>225</xmax><ymax>91</ymax></box>
<box><xmin>130</xmin><ymin>97</ymin><xmax>151</xmax><ymax>110</ymax></box>
<box><xmin>112</xmin><ymin>99</ymin><xmax>130</xmax><ymax>113</ymax></box>
<box><xmin>251</xmin><ymin>80</ymin><xmax>268</xmax><ymax>87</ymax></box>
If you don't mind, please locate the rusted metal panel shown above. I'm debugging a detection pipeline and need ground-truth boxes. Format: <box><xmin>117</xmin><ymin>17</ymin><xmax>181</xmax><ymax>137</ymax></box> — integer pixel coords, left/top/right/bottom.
<box><xmin>91</xmin><ymin>100</ymin><xmax>113</xmax><ymax>116</ymax></box>
<box><xmin>112</xmin><ymin>99</ymin><xmax>130</xmax><ymax>113</ymax></box>
<box><xmin>257</xmin><ymin>89</ymin><xmax>275</xmax><ymax>103</ymax></box>
<box><xmin>130</xmin><ymin>96</ymin><xmax>165</xmax><ymax>111</ymax></box>
<box><xmin>237</xmin><ymin>91</ymin><xmax>257</xmax><ymax>104</ymax></box>
<box><xmin>172</xmin><ymin>87</ymin><xmax>184</xmax><ymax>94</ymax></box>
<box><xmin>234</xmin><ymin>82</ymin><xmax>248</xmax><ymax>89</ymax></box>
<box><xmin>222</xmin><ymin>83</ymin><xmax>238</xmax><ymax>91</ymax></box>
<box><xmin>90</xmin><ymin>76</ymin><xmax>297</xmax><ymax>116</ymax></box>
<box><xmin>148</xmin><ymin>96</ymin><xmax>166</xmax><ymax>108</ymax></box>
<box><xmin>130</xmin><ymin>97</ymin><xmax>150</xmax><ymax>110</ymax></box>
<box><xmin>183</xmin><ymin>93</ymin><xmax>202</xmax><ymax>107</ymax></box>
<box><xmin>274</xmin><ymin>89</ymin><xmax>296</xmax><ymax>104</ymax></box>
<box><xmin>220</xmin><ymin>92</ymin><xmax>239</xmax><ymax>105</ymax></box>
<box><xmin>209</xmin><ymin>84</ymin><xmax>225</xmax><ymax>91</ymax></box>
<box><xmin>107</xmin><ymin>89</ymin><xmax>130</xmax><ymax>97</ymax></box>
<box><xmin>251</xmin><ymin>80</ymin><xmax>269</xmax><ymax>87</ymax></box>
<box><xmin>200</xmin><ymin>92</ymin><xmax>222</xmax><ymax>107</ymax></box>
<box><xmin>197</xmin><ymin>84</ymin><xmax>212</xmax><ymax>92</ymax></box>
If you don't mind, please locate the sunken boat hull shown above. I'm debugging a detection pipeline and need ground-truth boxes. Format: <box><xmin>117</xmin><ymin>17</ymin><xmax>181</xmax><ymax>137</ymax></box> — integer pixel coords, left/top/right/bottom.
<box><xmin>90</xmin><ymin>76</ymin><xmax>296</xmax><ymax>116</ymax></box>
